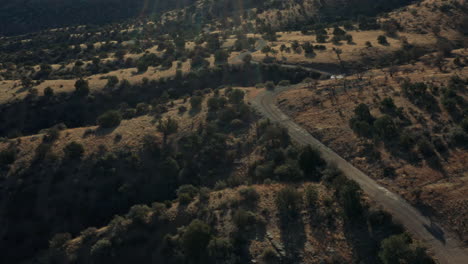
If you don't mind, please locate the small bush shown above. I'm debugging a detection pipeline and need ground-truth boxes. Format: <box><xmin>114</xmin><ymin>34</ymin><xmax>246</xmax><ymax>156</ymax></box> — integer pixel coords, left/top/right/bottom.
<box><xmin>239</xmin><ymin>187</ymin><xmax>260</xmax><ymax>203</ymax></box>
<box><xmin>177</xmin><ymin>185</ymin><xmax>199</xmax><ymax>205</ymax></box>
<box><xmin>97</xmin><ymin>111</ymin><xmax>122</xmax><ymax>128</ymax></box>
<box><xmin>181</xmin><ymin>220</ymin><xmax>212</xmax><ymax>261</ymax></box>
<box><xmin>64</xmin><ymin>141</ymin><xmax>84</xmax><ymax>160</ymax></box>
<box><xmin>232</xmin><ymin>209</ymin><xmax>258</xmax><ymax>229</ymax></box>
<box><xmin>275</xmin><ymin>186</ymin><xmax>302</xmax><ymax>217</ymax></box>
<box><xmin>190</xmin><ymin>96</ymin><xmax>203</xmax><ymax>110</ymax></box>
<box><xmin>278</xmin><ymin>80</ymin><xmax>291</xmax><ymax>87</ymax></box>
<box><xmin>304</xmin><ymin>185</ymin><xmax>319</xmax><ymax>208</ymax></box>
<box><xmin>265</xmin><ymin>81</ymin><xmax>275</xmax><ymax>90</ymax></box>
<box><xmin>378</xmin><ymin>35</ymin><xmax>389</xmax><ymax>45</ymax></box>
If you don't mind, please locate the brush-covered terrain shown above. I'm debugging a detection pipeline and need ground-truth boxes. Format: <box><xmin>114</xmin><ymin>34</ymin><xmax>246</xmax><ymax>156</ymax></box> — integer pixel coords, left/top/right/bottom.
<box><xmin>0</xmin><ymin>0</ymin><xmax>466</xmax><ymax>263</ymax></box>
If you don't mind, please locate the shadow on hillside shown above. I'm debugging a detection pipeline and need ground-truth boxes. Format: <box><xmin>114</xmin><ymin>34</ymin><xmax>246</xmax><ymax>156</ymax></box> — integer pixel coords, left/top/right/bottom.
<box><xmin>95</xmin><ymin>126</ymin><xmax>118</xmax><ymax>136</ymax></box>
<box><xmin>423</xmin><ymin>222</ymin><xmax>446</xmax><ymax>244</ymax></box>
<box><xmin>279</xmin><ymin>214</ymin><xmax>306</xmax><ymax>263</ymax></box>
<box><xmin>342</xmin><ymin>210</ymin><xmax>405</xmax><ymax>264</ymax></box>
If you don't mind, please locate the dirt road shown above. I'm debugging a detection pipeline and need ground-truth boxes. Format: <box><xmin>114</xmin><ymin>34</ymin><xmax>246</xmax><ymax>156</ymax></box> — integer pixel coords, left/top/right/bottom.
<box><xmin>250</xmin><ymin>84</ymin><xmax>468</xmax><ymax>264</ymax></box>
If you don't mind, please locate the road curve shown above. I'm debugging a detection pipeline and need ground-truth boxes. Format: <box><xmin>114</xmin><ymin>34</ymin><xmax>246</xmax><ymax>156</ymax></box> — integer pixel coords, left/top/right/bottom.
<box><xmin>250</xmin><ymin>84</ymin><xmax>468</xmax><ymax>264</ymax></box>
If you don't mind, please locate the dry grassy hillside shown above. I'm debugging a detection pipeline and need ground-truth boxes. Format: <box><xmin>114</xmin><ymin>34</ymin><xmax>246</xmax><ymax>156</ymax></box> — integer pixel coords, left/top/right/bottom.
<box><xmin>277</xmin><ymin>51</ymin><xmax>468</xmax><ymax>241</ymax></box>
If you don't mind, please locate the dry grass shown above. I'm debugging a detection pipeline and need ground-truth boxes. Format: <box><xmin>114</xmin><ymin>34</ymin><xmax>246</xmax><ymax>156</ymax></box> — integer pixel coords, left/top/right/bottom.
<box><xmin>277</xmin><ymin>59</ymin><xmax>468</xmax><ymax>239</ymax></box>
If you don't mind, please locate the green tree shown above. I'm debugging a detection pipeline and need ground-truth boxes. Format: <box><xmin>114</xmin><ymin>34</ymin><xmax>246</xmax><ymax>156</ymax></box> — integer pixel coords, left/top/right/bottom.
<box><xmin>275</xmin><ymin>186</ymin><xmax>302</xmax><ymax>218</ymax></box>
<box><xmin>228</xmin><ymin>89</ymin><xmax>245</xmax><ymax>105</ymax></box>
<box><xmin>157</xmin><ymin>117</ymin><xmax>178</xmax><ymax>144</ymax></box>
<box><xmin>64</xmin><ymin>141</ymin><xmax>84</xmax><ymax>160</ymax></box>
<box><xmin>265</xmin><ymin>81</ymin><xmax>275</xmax><ymax>91</ymax></box>
<box><xmin>207</xmin><ymin>97</ymin><xmax>220</xmax><ymax>111</ymax></box>
<box><xmin>181</xmin><ymin>220</ymin><xmax>212</xmax><ymax>262</ymax></box>
<box><xmin>304</xmin><ymin>185</ymin><xmax>319</xmax><ymax>208</ymax></box>
<box><xmin>242</xmin><ymin>53</ymin><xmax>252</xmax><ymax>64</ymax></box>
<box><xmin>97</xmin><ymin>110</ymin><xmax>122</xmax><ymax>128</ymax></box>
<box><xmin>207</xmin><ymin>237</ymin><xmax>234</xmax><ymax>261</ymax></box>
<box><xmin>274</xmin><ymin>160</ymin><xmax>304</xmax><ymax>181</ymax></box>
<box><xmin>190</xmin><ymin>96</ymin><xmax>203</xmax><ymax>110</ymax></box>
<box><xmin>177</xmin><ymin>185</ymin><xmax>199</xmax><ymax>205</ymax></box>
<box><xmin>74</xmin><ymin>79</ymin><xmax>89</xmax><ymax>96</ymax></box>
<box><xmin>106</xmin><ymin>76</ymin><xmax>119</xmax><ymax>88</ymax></box>
<box><xmin>379</xmin><ymin>234</ymin><xmax>412</xmax><ymax>264</ymax></box>
<box><xmin>354</xmin><ymin>103</ymin><xmax>374</xmax><ymax>123</ymax></box>
<box><xmin>214</xmin><ymin>49</ymin><xmax>229</xmax><ymax>64</ymax></box>
<box><xmin>378</xmin><ymin>35</ymin><xmax>389</xmax><ymax>45</ymax></box>
<box><xmin>374</xmin><ymin>115</ymin><xmax>398</xmax><ymax>141</ymax></box>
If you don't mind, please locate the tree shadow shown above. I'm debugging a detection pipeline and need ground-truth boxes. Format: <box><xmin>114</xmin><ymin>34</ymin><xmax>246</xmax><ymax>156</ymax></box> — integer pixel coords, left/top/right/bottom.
<box><xmin>278</xmin><ymin>213</ymin><xmax>307</xmax><ymax>263</ymax></box>
<box><xmin>342</xmin><ymin>209</ymin><xmax>405</xmax><ymax>264</ymax></box>
<box><xmin>95</xmin><ymin>126</ymin><xmax>118</xmax><ymax>136</ymax></box>
<box><xmin>231</xmin><ymin>218</ymin><xmax>267</xmax><ymax>262</ymax></box>
<box><xmin>423</xmin><ymin>222</ymin><xmax>446</xmax><ymax>244</ymax></box>
<box><xmin>189</xmin><ymin>108</ymin><xmax>201</xmax><ymax>117</ymax></box>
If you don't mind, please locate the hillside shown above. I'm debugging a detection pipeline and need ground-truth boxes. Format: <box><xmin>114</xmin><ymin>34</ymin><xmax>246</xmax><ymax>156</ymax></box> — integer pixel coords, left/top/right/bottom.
<box><xmin>0</xmin><ymin>0</ymin><xmax>466</xmax><ymax>263</ymax></box>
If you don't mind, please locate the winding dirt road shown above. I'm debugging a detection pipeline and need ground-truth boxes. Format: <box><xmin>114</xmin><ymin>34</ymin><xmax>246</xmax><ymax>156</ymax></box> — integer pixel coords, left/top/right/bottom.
<box><xmin>250</xmin><ymin>84</ymin><xmax>468</xmax><ymax>264</ymax></box>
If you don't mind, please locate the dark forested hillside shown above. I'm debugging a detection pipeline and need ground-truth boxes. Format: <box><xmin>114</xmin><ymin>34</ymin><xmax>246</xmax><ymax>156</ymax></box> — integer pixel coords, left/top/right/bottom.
<box><xmin>0</xmin><ymin>0</ymin><xmax>196</xmax><ymax>35</ymax></box>
<box><xmin>0</xmin><ymin>0</ymin><xmax>414</xmax><ymax>36</ymax></box>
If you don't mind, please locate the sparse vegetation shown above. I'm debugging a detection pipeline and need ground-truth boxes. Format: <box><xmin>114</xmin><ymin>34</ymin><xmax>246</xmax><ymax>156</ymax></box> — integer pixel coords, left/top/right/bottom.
<box><xmin>0</xmin><ymin>0</ymin><xmax>463</xmax><ymax>263</ymax></box>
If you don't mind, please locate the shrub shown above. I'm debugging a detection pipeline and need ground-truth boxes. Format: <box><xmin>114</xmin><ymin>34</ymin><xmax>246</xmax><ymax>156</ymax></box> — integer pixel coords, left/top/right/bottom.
<box><xmin>275</xmin><ymin>186</ymin><xmax>302</xmax><ymax>217</ymax></box>
<box><xmin>207</xmin><ymin>97</ymin><xmax>220</xmax><ymax>111</ymax></box>
<box><xmin>106</xmin><ymin>76</ymin><xmax>119</xmax><ymax>88</ymax></box>
<box><xmin>177</xmin><ymin>185</ymin><xmax>199</xmax><ymax>205</ymax></box>
<box><xmin>178</xmin><ymin>106</ymin><xmax>188</xmax><ymax>113</ymax></box>
<box><xmin>232</xmin><ymin>209</ymin><xmax>257</xmax><ymax>229</ymax></box>
<box><xmin>304</xmin><ymin>185</ymin><xmax>319</xmax><ymax>208</ymax></box>
<box><xmin>214</xmin><ymin>49</ymin><xmax>229</xmax><ymax>64</ymax></box>
<box><xmin>274</xmin><ymin>160</ymin><xmax>304</xmax><ymax>181</ymax></box>
<box><xmin>190</xmin><ymin>96</ymin><xmax>203</xmax><ymax>110</ymax></box>
<box><xmin>44</xmin><ymin>87</ymin><xmax>54</xmax><ymax>97</ymax></box>
<box><xmin>199</xmin><ymin>187</ymin><xmax>211</xmax><ymax>202</ymax></box>
<box><xmin>44</xmin><ymin>127</ymin><xmax>60</xmax><ymax>142</ymax></box>
<box><xmin>378</xmin><ymin>35</ymin><xmax>389</xmax><ymax>45</ymax></box>
<box><xmin>265</xmin><ymin>81</ymin><xmax>275</xmax><ymax>90</ymax></box>
<box><xmin>64</xmin><ymin>141</ymin><xmax>84</xmax><ymax>160</ymax></box>
<box><xmin>207</xmin><ymin>237</ymin><xmax>233</xmax><ymax>260</ymax></box>
<box><xmin>230</xmin><ymin>119</ymin><xmax>244</xmax><ymax>128</ymax></box>
<box><xmin>380</xmin><ymin>98</ymin><xmax>397</xmax><ymax>114</ymax></box>
<box><xmin>97</xmin><ymin>111</ymin><xmax>122</xmax><ymax>128</ymax></box>
<box><xmin>49</xmin><ymin>233</ymin><xmax>71</xmax><ymax>250</ymax></box>
<box><xmin>157</xmin><ymin>117</ymin><xmax>179</xmax><ymax>144</ymax></box>
<box><xmin>374</xmin><ymin>115</ymin><xmax>399</xmax><ymax>141</ymax></box>
<box><xmin>379</xmin><ymin>233</ymin><xmax>434</xmax><ymax>264</ymax></box>
<box><xmin>238</xmin><ymin>187</ymin><xmax>260</xmax><ymax>203</ymax></box>
<box><xmin>136</xmin><ymin>103</ymin><xmax>149</xmax><ymax>115</ymax></box>
<box><xmin>74</xmin><ymin>79</ymin><xmax>89</xmax><ymax>96</ymax></box>
<box><xmin>126</xmin><ymin>204</ymin><xmax>151</xmax><ymax>225</ymax></box>
<box><xmin>227</xmin><ymin>89</ymin><xmax>245</xmax><ymax>105</ymax></box>
<box><xmin>278</xmin><ymin>80</ymin><xmax>291</xmax><ymax>86</ymax></box>
<box><xmin>181</xmin><ymin>220</ymin><xmax>212</xmax><ymax>261</ymax></box>
<box><xmin>90</xmin><ymin>239</ymin><xmax>112</xmax><ymax>260</ymax></box>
